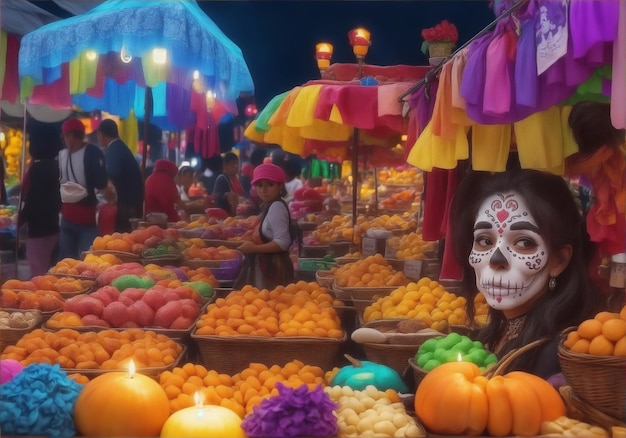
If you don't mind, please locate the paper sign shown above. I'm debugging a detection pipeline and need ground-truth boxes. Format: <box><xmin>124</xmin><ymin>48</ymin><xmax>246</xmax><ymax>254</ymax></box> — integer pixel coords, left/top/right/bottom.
<box><xmin>361</xmin><ymin>237</ymin><xmax>378</xmax><ymax>256</ymax></box>
<box><xmin>404</xmin><ymin>259</ymin><xmax>423</xmax><ymax>280</ymax></box>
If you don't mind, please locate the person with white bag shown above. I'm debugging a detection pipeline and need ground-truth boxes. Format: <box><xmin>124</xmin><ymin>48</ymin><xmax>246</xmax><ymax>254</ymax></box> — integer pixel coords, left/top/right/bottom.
<box><xmin>58</xmin><ymin>118</ymin><xmax>113</xmax><ymax>259</ymax></box>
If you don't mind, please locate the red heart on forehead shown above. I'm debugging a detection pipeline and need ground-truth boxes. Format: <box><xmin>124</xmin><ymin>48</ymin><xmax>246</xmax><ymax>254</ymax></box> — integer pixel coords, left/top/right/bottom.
<box><xmin>496</xmin><ymin>210</ymin><xmax>509</xmax><ymax>222</ymax></box>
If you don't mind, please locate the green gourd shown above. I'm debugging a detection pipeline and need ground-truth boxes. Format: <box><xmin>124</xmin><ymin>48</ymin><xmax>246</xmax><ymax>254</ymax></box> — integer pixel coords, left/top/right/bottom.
<box><xmin>111</xmin><ymin>275</ymin><xmax>155</xmax><ymax>291</ymax></box>
<box><xmin>330</xmin><ymin>354</ymin><xmax>408</xmax><ymax>392</ymax></box>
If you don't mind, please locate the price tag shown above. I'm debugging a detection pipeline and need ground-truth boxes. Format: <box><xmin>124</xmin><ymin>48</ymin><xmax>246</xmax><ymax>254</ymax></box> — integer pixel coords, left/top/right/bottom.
<box><xmin>404</xmin><ymin>259</ymin><xmax>423</xmax><ymax>280</ymax></box>
<box><xmin>384</xmin><ymin>242</ymin><xmax>397</xmax><ymax>258</ymax></box>
<box><xmin>361</xmin><ymin>237</ymin><xmax>378</xmax><ymax>256</ymax></box>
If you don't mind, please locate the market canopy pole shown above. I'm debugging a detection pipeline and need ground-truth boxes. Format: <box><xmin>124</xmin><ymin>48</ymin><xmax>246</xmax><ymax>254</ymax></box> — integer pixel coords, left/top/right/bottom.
<box><xmin>141</xmin><ymin>87</ymin><xmax>153</xmax><ymax>179</ymax></box>
<box><xmin>348</xmin><ymin>27</ymin><xmax>371</xmax><ymax>228</ymax></box>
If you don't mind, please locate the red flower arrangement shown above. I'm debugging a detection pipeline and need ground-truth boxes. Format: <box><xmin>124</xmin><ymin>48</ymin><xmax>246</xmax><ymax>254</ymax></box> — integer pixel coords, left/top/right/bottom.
<box><xmin>421</xmin><ymin>20</ymin><xmax>459</xmax><ymax>55</ymax></box>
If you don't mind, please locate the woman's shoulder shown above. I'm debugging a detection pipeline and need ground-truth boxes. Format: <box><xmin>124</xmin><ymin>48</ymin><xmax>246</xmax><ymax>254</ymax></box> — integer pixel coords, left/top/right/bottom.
<box><xmin>267</xmin><ymin>199</ymin><xmax>289</xmax><ymax>213</ymax></box>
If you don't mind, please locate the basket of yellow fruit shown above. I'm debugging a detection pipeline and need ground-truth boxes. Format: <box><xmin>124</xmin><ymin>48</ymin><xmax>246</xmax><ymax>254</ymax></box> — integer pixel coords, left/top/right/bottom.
<box><xmin>557</xmin><ymin>308</ymin><xmax>626</xmax><ymax>426</ymax></box>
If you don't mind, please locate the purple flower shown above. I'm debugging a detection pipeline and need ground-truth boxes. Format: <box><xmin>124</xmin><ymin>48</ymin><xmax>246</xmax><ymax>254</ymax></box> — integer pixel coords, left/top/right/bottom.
<box><xmin>242</xmin><ymin>382</ymin><xmax>339</xmax><ymax>437</ymax></box>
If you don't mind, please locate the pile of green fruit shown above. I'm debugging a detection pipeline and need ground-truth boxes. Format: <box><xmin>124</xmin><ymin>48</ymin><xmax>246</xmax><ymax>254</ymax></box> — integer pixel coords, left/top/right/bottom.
<box><xmin>415</xmin><ymin>332</ymin><xmax>497</xmax><ymax>372</ymax></box>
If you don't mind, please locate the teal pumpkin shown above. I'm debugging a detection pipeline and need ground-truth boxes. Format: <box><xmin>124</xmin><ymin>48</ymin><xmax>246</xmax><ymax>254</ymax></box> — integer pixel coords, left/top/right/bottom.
<box><xmin>330</xmin><ymin>355</ymin><xmax>407</xmax><ymax>392</ymax></box>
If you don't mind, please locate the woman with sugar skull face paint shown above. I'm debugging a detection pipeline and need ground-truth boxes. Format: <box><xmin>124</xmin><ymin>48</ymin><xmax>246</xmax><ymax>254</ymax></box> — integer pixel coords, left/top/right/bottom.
<box><xmin>450</xmin><ymin>169</ymin><xmax>602</xmax><ymax>379</ymax></box>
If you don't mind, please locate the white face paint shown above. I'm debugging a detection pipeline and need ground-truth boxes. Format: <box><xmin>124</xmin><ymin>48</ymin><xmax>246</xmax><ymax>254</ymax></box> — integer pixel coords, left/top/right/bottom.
<box><xmin>469</xmin><ymin>192</ymin><xmax>551</xmax><ymax>311</ymax></box>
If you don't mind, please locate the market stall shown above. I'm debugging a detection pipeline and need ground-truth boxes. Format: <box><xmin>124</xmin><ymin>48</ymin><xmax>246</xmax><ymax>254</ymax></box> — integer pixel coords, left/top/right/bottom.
<box><xmin>17</xmin><ymin>0</ymin><xmax>254</xmax><ymax>172</ymax></box>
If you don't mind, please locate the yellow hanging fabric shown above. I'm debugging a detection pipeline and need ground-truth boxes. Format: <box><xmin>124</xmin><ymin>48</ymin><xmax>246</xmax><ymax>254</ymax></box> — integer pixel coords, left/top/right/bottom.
<box><xmin>471</xmin><ymin>124</ymin><xmax>511</xmax><ymax>172</ymax></box>
<box><xmin>69</xmin><ymin>51</ymin><xmax>98</xmax><ymax>94</ymax></box>
<box><xmin>514</xmin><ymin>106</ymin><xmax>569</xmax><ymax>174</ymax></box>
<box><xmin>141</xmin><ymin>55</ymin><xmax>170</xmax><ymax>88</ymax></box>
<box><xmin>406</xmin><ymin>121</ymin><xmax>469</xmax><ymax>171</ymax></box>
<box><xmin>120</xmin><ymin>110</ymin><xmax>139</xmax><ymax>156</ymax></box>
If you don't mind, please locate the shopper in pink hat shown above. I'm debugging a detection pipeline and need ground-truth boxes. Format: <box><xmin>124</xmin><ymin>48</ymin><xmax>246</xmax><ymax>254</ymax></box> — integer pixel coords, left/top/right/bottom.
<box><xmin>234</xmin><ymin>163</ymin><xmax>296</xmax><ymax>289</ymax></box>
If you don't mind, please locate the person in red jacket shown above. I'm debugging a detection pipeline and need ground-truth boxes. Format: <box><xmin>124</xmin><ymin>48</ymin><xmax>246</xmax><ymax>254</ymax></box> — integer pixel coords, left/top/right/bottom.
<box><xmin>144</xmin><ymin>159</ymin><xmax>182</xmax><ymax>222</ymax></box>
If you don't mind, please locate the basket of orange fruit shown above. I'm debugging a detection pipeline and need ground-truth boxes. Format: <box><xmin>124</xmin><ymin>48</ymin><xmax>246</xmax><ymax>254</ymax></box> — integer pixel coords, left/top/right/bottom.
<box><xmin>191</xmin><ymin>282</ymin><xmax>346</xmax><ymax>375</ymax></box>
<box><xmin>558</xmin><ymin>306</ymin><xmax>626</xmax><ymax>426</ymax></box>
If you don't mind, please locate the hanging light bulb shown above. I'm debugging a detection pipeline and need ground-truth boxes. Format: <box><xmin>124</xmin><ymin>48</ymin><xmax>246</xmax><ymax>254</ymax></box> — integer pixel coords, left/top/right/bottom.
<box><xmin>193</xmin><ymin>70</ymin><xmax>200</xmax><ymax>80</ymax></box>
<box><xmin>152</xmin><ymin>48</ymin><xmax>167</xmax><ymax>65</ymax></box>
<box><xmin>120</xmin><ymin>46</ymin><xmax>132</xmax><ymax>63</ymax></box>
<box><xmin>85</xmin><ymin>50</ymin><xmax>97</xmax><ymax>61</ymax></box>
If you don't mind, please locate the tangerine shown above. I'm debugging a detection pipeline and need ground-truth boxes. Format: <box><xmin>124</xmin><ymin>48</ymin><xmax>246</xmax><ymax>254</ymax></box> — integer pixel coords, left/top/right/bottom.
<box><xmin>588</xmin><ymin>335</ymin><xmax>614</xmax><ymax>356</ymax></box>
<box><xmin>601</xmin><ymin>318</ymin><xmax>626</xmax><ymax>342</ymax></box>
<box><xmin>577</xmin><ymin>318</ymin><xmax>603</xmax><ymax>340</ymax></box>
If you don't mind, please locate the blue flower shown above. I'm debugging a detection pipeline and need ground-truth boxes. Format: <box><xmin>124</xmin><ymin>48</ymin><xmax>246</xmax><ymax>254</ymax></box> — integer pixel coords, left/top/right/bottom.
<box><xmin>0</xmin><ymin>364</ymin><xmax>84</xmax><ymax>438</ymax></box>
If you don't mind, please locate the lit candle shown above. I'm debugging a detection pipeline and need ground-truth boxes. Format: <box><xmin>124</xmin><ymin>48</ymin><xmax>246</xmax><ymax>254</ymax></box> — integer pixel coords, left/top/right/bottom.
<box><xmin>160</xmin><ymin>391</ymin><xmax>246</xmax><ymax>438</ymax></box>
<box><xmin>349</xmin><ymin>27</ymin><xmax>371</xmax><ymax>58</ymax></box>
<box><xmin>74</xmin><ymin>360</ymin><xmax>171</xmax><ymax>437</ymax></box>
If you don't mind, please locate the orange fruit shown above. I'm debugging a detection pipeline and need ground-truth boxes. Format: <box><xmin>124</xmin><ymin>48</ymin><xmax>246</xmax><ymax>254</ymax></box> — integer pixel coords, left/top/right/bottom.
<box><xmin>577</xmin><ymin>319</ymin><xmax>604</xmax><ymax>340</ymax></box>
<box><xmin>594</xmin><ymin>311</ymin><xmax>620</xmax><ymax>323</ymax></box>
<box><xmin>563</xmin><ymin>331</ymin><xmax>580</xmax><ymax>349</ymax></box>
<box><xmin>569</xmin><ymin>338</ymin><xmax>590</xmax><ymax>354</ymax></box>
<box><xmin>588</xmin><ymin>335</ymin><xmax>614</xmax><ymax>356</ymax></box>
<box><xmin>614</xmin><ymin>337</ymin><xmax>626</xmax><ymax>357</ymax></box>
<box><xmin>602</xmin><ymin>318</ymin><xmax>626</xmax><ymax>342</ymax></box>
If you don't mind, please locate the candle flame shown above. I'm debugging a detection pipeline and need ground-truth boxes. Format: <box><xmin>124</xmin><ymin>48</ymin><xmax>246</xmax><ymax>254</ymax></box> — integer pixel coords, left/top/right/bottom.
<box><xmin>194</xmin><ymin>391</ymin><xmax>205</xmax><ymax>407</ymax></box>
<box><xmin>457</xmin><ymin>352</ymin><xmax>463</xmax><ymax>362</ymax></box>
<box><xmin>128</xmin><ymin>359</ymin><xmax>136</xmax><ymax>378</ymax></box>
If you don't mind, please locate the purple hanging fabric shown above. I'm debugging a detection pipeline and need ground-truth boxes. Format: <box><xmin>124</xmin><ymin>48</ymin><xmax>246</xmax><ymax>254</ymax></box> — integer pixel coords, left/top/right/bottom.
<box><xmin>569</xmin><ymin>0</ymin><xmax>619</xmax><ymax>61</ymax></box>
<box><xmin>165</xmin><ymin>83</ymin><xmax>194</xmax><ymax>129</ymax></box>
<box><xmin>515</xmin><ymin>1</ymin><xmax>539</xmax><ymax>108</ymax></box>
<box><xmin>483</xmin><ymin>20</ymin><xmax>518</xmax><ymax>116</ymax></box>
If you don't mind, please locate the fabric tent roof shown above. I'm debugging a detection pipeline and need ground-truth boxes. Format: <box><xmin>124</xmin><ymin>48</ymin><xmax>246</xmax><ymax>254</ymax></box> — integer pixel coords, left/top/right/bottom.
<box><xmin>1</xmin><ymin>1</ymin><xmax>103</xmax><ymax>36</ymax></box>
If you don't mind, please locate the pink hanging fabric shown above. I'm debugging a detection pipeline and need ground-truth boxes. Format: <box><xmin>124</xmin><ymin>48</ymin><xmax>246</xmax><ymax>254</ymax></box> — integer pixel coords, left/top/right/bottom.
<box><xmin>28</xmin><ymin>64</ymin><xmax>72</xmax><ymax>108</ymax></box>
<box><xmin>1</xmin><ymin>34</ymin><xmax>20</xmax><ymax>104</ymax></box>
<box><xmin>611</xmin><ymin>0</ymin><xmax>626</xmax><ymax>129</ymax></box>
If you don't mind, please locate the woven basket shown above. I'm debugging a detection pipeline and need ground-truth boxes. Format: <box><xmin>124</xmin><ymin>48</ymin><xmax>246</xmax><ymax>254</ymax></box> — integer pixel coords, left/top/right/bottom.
<box><xmin>334</xmin><ymin>256</ymin><xmax>361</xmax><ymax>266</ymax></box>
<box><xmin>62</xmin><ymin>345</ymin><xmax>186</xmax><ymax>381</ymax></box>
<box><xmin>352</xmin><ymin>298</ymin><xmax>375</xmax><ymax>323</ymax></box>
<box><xmin>355</xmin><ymin>319</ymin><xmax>440</xmax><ymax>378</ymax></box>
<box><xmin>45</xmin><ymin>298</ymin><xmax>214</xmax><ymax>341</ymax></box>
<box><xmin>140</xmin><ymin>255</ymin><xmax>182</xmax><ymax>267</ymax></box>
<box><xmin>558</xmin><ymin>328</ymin><xmax>626</xmax><ymax>421</ymax></box>
<box><xmin>0</xmin><ymin>309</ymin><xmax>43</xmax><ymax>353</ymax></box>
<box><xmin>191</xmin><ymin>333</ymin><xmax>346</xmax><ymax>375</ymax></box>
<box><xmin>315</xmin><ymin>270</ymin><xmax>335</xmax><ymax>289</ymax></box>
<box><xmin>57</xmin><ymin>284</ymin><xmax>94</xmax><ymax>299</ymax></box>
<box><xmin>428</xmin><ymin>41</ymin><xmax>455</xmax><ymax>57</ymax></box>
<box><xmin>559</xmin><ymin>385</ymin><xmax>626</xmax><ymax>430</ymax></box>
<box><xmin>342</xmin><ymin>286</ymin><xmax>396</xmax><ymax>301</ymax></box>
<box><xmin>410</xmin><ymin>338</ymin><xmax>551</xmax><ymax>391</ymax></box>
<box><xmin>202</xmin><ymin>239</ymin><xmax>242</xmax><ymax>249</ymax></box>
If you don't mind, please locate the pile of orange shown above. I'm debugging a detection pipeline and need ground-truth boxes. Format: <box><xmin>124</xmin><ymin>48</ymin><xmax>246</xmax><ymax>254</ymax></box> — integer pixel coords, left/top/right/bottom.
<box><xmin>2</xmin><ymin>275</ymin><xmax>93</xmax><ymax>295</ymax></box>
<box><xmin>387</xmin><ymin>231</ymin><xmax>438</xmax><ymax>260</ymax></box>
<box><xmin>49</xmin><ymin>253</ymin><xmax>122</xmax><ymax>277</ymax></box>
<box><xmin>362</xmin><ymin>277</ymin><xmax>490</xmax><ymax>332</ymax></box>
<box><xmin>195</xmin><ymin>282</ymin><xmax>343</xmax><ymax>338</ymax></box>
<box><xmin>179</xmin><ymin>266</ymin><xmax>219</xmax><ymax>287</ymax></box>
<box><xmin>182</xmin><ymin>245</ymin><xmax>241</xmax><ymax>261</ymax></box>
<box><xmin>92</xmin><ymin>225</ymin><xmax>177</xmax><ymax>255</ymax></box>
<box><xmin>0</xmin><ymin>328</ymin><xmax>183</xmax><ymax>369</ymax></box>
<box><xmin>158</xmin><ymin>359</ymin><xmax>326</xmax><ymax>417</ymax></box>
<box><xmin>563</xmin><ymin>306</ymin><xmax>626</xmax><ymax>356</ymax></box>
<box><xmin>1</xmin><ymin>289</ymin><xmax>64</xmax><ymax>312</ymax></box>
<box><xmin>46</xmin><ymin>311</ymin><xmax>84</xmax><ymax>328</ymax></box>
<box><xmin>333</xmin><ymin>254</ymin><xmax>408</xmax><ymax>288</ymax></box>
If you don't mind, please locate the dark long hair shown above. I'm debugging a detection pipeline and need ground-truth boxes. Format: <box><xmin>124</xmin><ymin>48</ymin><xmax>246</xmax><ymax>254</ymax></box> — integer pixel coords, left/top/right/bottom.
<box><xmin>450</xmin><ymin>169</ymin><xmax>601</xmax><ymax>369</ymax></box>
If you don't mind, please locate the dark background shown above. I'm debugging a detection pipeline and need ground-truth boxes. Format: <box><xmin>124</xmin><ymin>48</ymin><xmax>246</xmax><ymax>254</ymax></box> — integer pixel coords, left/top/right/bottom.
<box><xmin>197</xmin><ymin>1</ymin><xmax>496</xmax><ymax>108</ymax></box>
<box><xmin>31</xmin><ymin>0</ymin><xmax>497</xmax><ymax>109</ymax></box>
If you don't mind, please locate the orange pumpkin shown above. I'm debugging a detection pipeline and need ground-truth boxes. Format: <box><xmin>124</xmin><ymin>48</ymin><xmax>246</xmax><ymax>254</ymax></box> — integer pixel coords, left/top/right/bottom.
<box><xmin>74</xmin><ymin>368</ymin><xmax>170</xmax><ymax>437</ymax></box>
<box><xmin>415</xmin><ymin>361</ymin><xmax>565</xmax><ymax>436</ymax></box>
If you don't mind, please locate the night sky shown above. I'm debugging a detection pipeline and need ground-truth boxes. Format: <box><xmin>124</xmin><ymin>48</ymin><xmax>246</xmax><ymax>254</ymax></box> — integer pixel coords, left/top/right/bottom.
<box><xmin>196</xmin><ymin>1</ymin><xmax>496</xmax><ymax>108</ymax></box>
<box><xmin>28</xmin><ymin>0</ymin><xmax>497</xmax><ymax>110</ymax></box>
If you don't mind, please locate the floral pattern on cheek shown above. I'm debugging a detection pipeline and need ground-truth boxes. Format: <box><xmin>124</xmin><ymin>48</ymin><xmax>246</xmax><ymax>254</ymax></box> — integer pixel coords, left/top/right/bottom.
<box><xmin>469</xmin><ymin>250</ymin><xmax>484</xmax><ymax>265</ymax></box>
<box><xmin>523</xmin><ymin>252</ymin><xmax>545</xmax><ymax>270</ymax></box>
